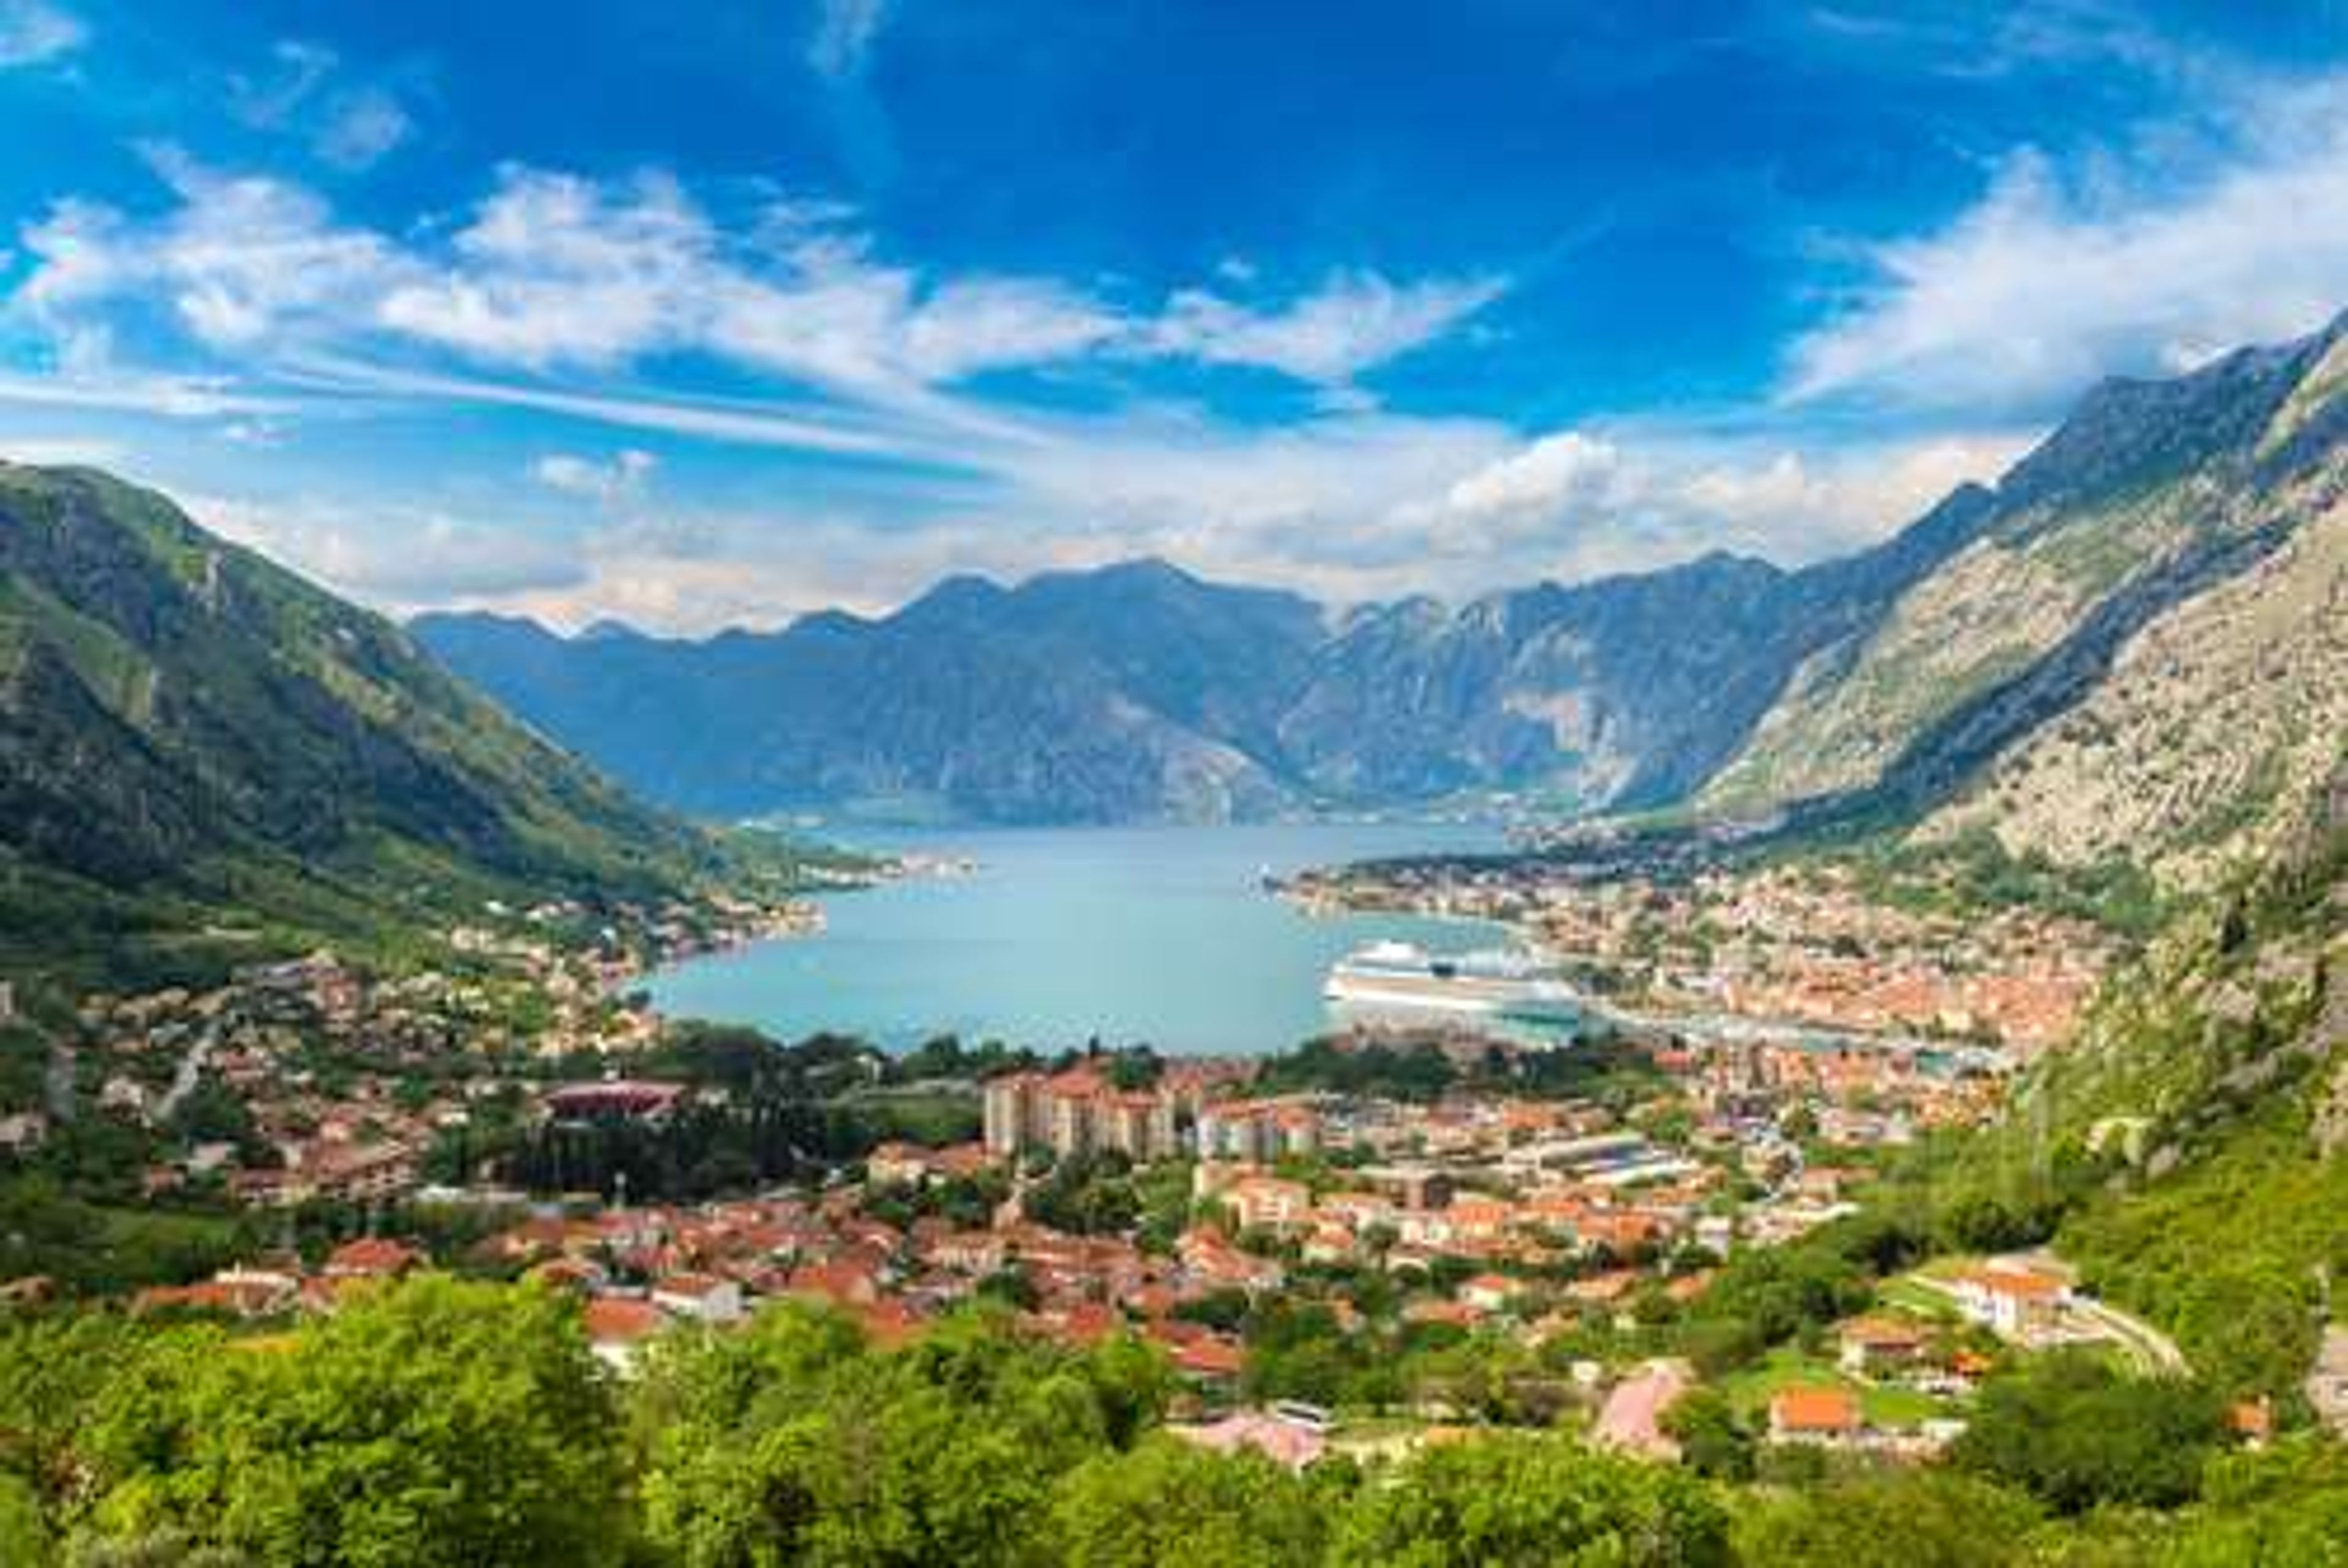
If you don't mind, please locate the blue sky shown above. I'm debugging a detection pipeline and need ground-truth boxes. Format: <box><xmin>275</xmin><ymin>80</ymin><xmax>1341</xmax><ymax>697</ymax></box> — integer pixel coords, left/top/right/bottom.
<box><xmin>1</xmin><ymin>1</ymin><xmax>2344</xmax><ymax>630</ymax></box>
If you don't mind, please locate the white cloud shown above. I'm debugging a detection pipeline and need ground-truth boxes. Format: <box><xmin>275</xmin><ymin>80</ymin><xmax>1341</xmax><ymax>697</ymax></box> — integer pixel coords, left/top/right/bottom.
<box><xmin>1367</xmin><ymin>423</ymin><xmax>2037</xmax><ymax>591</ymax></box>
<box><xmin>0</xmin><ymin>364</ymin><xmax>290</xmax><ymax>420</ymax></box>
<box><xmin>1442</xmin><ymin>431</ymin><xmax>1629</xmax><ymax>522</ymax></box>
<box><xmin>1786</xmin><ymin>76</ymin><xmax>2348</xmax><ymax>413</ymax></box>
<box><xmin>186</xmin><ymin>490</ymin><xmax>591</xmax><ymax>604</ymax></box>
<box><xmin>377</xmin><ymin>169</ymin><xmax>707</xmax><ymax>369</ymax></box>
<box><xmin>0</xmin><ymin>434</ymin><xmax>123</xmax><ymax>466</ymax></box>
<box><xmin>1150</xmin><ymin>270</ymin><xmax>1507</xmax><ymax>386</ymax></box>
<box><xmin>406</xmin><ymin>416</ymin><xmax>2031</xmax><ymax>634</ymax></box>
<box><xmin>13</xmin><ymin>150</ymin><xmax>410</xmax><ymax>350</ymax></box>
<box><xmin>316</xmin><ymin>88</ymin><xmax>413</xmax><ymax>171</ymax></box>
<box><xmin>0</xmin><ymin>0</ymin><xmax>83</xmax><ymax>68</ymax></box>
<box><xmin>10</xmin><ymin>160</ymin><xmax>1494</xmax><ymax>429</ymax></box>
<box><xmin>231</xmin><ymin>40</ymin><xmax>414</xmax><ymax>171</ymax></box>
<box><xmin>531</xmin><ymin>449</ymin><xmax>656</xmax><ymax>504</ymax></box>
<box><xmin>808</xmin><ymin>0</ymin><xmax>892</xmax><ymax>79</ymax></box>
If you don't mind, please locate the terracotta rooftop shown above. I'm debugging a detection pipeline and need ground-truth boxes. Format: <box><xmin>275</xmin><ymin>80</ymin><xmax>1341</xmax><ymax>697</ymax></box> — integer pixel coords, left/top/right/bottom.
<box><xmin>1771</xmin><ymin>1386</ymin><xmax>1861</xmax><ymax>1433</ymax></box>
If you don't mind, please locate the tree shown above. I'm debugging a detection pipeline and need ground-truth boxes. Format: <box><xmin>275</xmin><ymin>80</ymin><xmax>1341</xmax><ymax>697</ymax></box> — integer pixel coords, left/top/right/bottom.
<box><xmin>73</xmin><ymin>1276</ymin><xmax>629</xmax><ymax>1567</ymax></box>
<box><xmin>1661</xmin><ymin>1389</ymin><xmax>1754</xmax><ymax>1481</ymax></box>
<box><xmin>0</xmin><ymin>1472</ymin><xmax>50</xmax><ymax>1567</ymax></box>
<box><xmin>1045</xmin><ymin>1437</ymin><xmax>1327</xmax><ymax>1567</ymax></box>
<box><xmin>1732</xmin><ymin>1472</ymin><xmax>2042</xmax><ymax>1567</ymax></box>
<box><xmin>1948</xmin><ymin>1351</ymin><xmax>2227</xmax><ymax>1514</ymax></box>
<box><xmin>1333</xmin><ymin>1434</ymin><xmax>1730</xmax><ymax>1566</ymax></box>
<box><xmin>635</xmin><ymin>1303</ymin><xmax>1179</xmax><ymax>1568</ymax></box>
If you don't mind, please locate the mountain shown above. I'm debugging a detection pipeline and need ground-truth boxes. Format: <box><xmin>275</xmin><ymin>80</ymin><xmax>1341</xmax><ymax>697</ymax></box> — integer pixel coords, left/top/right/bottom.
<box><xmin>1274</xmin><ymin>483</ymin><xmax>1996</xmax><ymax>811</ymax></box>
<box><xmin>415</xmin><ymin>495</ymin><xmax>2001</xmax><ymax>826</ymax></box>
<box><xmin>0</xmin><ymin>462</ymin><xmax>783</xmax><ymax>987</ymax></box>
<box><xmin>1709</xmin><ymin>315</ymin><xmax>2348</xmax><ymax>887</ymax></box>
<box><xmin>1940</xmin><ymin>773</ymin><xmax>2346</xmax><ymax>1396</ymax></box>
<box><xmin>417</xmin><ymin>559</ymin><xmax>1318</xmax><ymax>824</ymax></box>
<box><xmin>415</xmin><ymin>317</ymin><xmax>2347</xmax><ymax>840</ymax></box>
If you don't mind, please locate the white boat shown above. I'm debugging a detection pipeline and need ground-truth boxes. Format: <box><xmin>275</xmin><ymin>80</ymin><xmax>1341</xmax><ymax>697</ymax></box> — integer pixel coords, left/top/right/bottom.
<box><xmin>1323</xmin><ymin>940</ymin><xmax>1577</xmax><ymax>1021</ymax></box>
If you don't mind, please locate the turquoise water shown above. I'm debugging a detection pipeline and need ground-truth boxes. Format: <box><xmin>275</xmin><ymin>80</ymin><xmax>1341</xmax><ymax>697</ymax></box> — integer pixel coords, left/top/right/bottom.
<box><xmin>643</xmin><ymin>823</ymin><xmax>1516</xmax><ymax>1055</ymax></box>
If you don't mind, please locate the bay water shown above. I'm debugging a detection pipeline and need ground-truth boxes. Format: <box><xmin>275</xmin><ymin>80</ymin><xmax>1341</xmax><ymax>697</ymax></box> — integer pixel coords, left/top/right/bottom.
<box><xmin>643</xmin><ymin>822</ymin><xmax>1513</xmax><ymax>1055</ymax></box>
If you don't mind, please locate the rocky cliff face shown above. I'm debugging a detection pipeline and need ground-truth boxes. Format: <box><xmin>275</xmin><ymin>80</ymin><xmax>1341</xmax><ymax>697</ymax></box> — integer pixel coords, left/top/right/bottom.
<box><xmin>418</xmin><ymin>493</ymin><xmax>1995</xmax><ymax>825</ymax></box>
<box><xmin>418</xmin><ymin>317</ymin><xmax>2347</xmax><ymax>836</ymax></box>
<box><xmin>1703</xmin><ymin>320</ymin><xmax>2345</xmax><ymax>820</ymax></box>
<box><xmin>1707</xmin><ymin>315</ymin><xmax>2347</xmax><ymax>888</ymax></box>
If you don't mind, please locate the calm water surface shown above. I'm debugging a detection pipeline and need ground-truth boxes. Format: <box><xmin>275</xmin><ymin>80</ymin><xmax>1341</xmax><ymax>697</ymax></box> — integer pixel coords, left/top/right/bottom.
<box><xmin>644</xmin><ymin>823</ymin><xmax>1515</xmax><ymax>1055</ymax></box>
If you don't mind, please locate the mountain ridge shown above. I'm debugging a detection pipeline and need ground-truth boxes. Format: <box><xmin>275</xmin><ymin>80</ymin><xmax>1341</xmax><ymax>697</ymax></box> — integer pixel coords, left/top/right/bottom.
<box><xmin>0</xmin><ymin>462</ymin><xmax>798</xmax><ymax>988</ymax></box>
<box><xmin>394</xmin><ymin>313</ymin><xmax>2342</xmax><ymax>854</ymax></box>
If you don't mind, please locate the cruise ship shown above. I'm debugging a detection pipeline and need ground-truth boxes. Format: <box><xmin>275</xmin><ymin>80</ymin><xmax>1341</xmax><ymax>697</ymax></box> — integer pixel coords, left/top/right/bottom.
<box><xmin>1323</xmin><ymin>941</ymin><xmax>1577</xmax><ymax>1022</ymax></box>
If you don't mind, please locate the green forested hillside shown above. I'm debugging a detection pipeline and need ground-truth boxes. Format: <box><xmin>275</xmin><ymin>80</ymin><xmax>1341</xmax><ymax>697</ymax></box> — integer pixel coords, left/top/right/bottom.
<box><xmin>0</xmin><ymin>462</ymin><xmax>798</xmax><ymax>987</ymax></box>
<box><xmin>1931</xmin><ymin>782</ymin><xmax>2346</xmax><ymax>1399</ymax></box>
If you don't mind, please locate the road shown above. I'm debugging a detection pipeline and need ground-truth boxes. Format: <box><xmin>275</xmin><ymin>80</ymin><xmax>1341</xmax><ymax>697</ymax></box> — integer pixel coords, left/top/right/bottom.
<box><xmin>1908</xmin><ymin>1256</ymin><xmax>2188</xmax><ymax>1377</ymax></box>
<box><xmin>2063</xmin><ymin>1289</ymin><xmax>2189</xmax><ymax>1375</ymax></box>
<box><xmin>154</xmin><ymin>1025</ymin><xmax>219</xmax><ymax>1124</ymax></box>
<box><xmin>1592</xmin><ymin>1359</ymin><xmax>1694</xmax><ymax>1459</ymax></box>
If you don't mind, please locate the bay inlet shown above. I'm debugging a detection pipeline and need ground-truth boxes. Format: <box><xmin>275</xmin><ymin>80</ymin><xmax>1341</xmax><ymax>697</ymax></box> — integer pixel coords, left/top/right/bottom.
<box><xmin>643</xmin><ymin>822</ymin><xmax>1521</xmax><ymax>1055</ymax></box>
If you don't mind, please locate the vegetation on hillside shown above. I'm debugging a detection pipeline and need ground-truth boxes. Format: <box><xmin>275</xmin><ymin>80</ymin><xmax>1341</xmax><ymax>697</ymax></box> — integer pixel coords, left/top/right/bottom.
<box><xmin>0</xmin><ymin>463</ymin><xmax>830</xmax><ymax>991</ymax></box>
<box><xmin>1</xmin><ymin>1278</ymin><xmax>2344</xmax><ymax>1565</ymax></box>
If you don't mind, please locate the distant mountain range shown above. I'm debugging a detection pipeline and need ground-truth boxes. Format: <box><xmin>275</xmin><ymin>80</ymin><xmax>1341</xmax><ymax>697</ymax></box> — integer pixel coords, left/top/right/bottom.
<box><xmin>0</xmin><ymin>463</ymin><xmax>789</xmax><ymax>987</ymax></box>
<box><xmin>417</xmin><ymin>314</ymin><xmax>2347</xmax><ymax>867</ymax></box>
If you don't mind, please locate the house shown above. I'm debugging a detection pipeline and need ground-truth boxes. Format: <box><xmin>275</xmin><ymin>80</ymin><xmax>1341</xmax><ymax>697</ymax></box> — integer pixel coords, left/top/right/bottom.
<box><xmin>1146</xmin><ymin>1320</ymin><xmax>1245</xmax><ymax>1385</ymax></box>
<box><xmin>584</xmin><ymin>1296</ymin><xmax>669</xmax><ymax>1374</ymax></box>
<box><xmin>786</xmin><ymin>1257</ymin><xmax>882</xmax><ymax>1310</ymax></box>
<box><xmin>1168</xmin><ymin>1411</ymin><xmax>1326</xmax><ymax>1471</ymax></box>
<box><xmin>1768</xmin><ymin>1386</ymin><xmax>1862</xmax><ymax>1446</ymax></box>
<box><xmin>1178</xmin><ymin>1228</ymin><xmax>1285</xmax><ymax>1294</ymax></box>
<box><xmin>868</xmin><ymin>1141</ymin><xmax>995</xmax><ymax>1188</ymax></box>
<box><xmin>651</xmin><ymin>1272</ymin><xmax>745</xmax><ymax>1325</ymax></box>
<box><xmin>1837</xmin><ymin>1316</ymin><xmax>1930</xmax><ymax>1376</ymax></box>
<box><xmin>1220</xmin><ymin>1176</ymin><xmax>1312</xmax><ymax>1234</ymax></box>
<box><xmin>1948</xmin><ymin>1264</ymin><xmax>2070</xmax><ymax>1339</ymax></box>
<box><xmin>133</xmin><ymin>1268</ymin><xmax>300</xmax><ymax>1320</ymax></box>
<box><xmin>1457</xmin><ymin>1273</ymin><xmax>1521</xmax><ymax>1315</ymax></box>
<box><xmin>322</xmin><ymin>1237</ymin><xmax>422</xmax><ymax>1281</ymax></box>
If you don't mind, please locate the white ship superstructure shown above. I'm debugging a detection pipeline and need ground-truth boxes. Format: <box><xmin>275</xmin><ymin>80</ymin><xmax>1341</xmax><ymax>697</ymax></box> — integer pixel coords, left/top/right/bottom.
<box><xmin>1323</xmin><ymin>941</ymin><xmax>1576</xmax><ymax>1021</ymax></box>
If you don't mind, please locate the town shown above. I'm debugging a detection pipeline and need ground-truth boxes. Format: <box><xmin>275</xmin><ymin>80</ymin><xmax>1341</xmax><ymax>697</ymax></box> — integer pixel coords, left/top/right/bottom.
<box><xmin>14</xmin><ymin>886</ymin><xmax>2299</xmax><ymax>1479</ymax></box>
<box><xmin>1280</xmin><ymin>850</ymin><xmax>2115</xmax><ymax>1059</ymax></box>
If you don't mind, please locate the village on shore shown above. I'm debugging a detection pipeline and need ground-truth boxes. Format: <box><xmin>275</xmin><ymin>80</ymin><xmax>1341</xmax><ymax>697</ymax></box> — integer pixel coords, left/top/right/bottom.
<box><xmin>15</xmin><ymin>832</ymin><xmax>2302</xmax><ymax>1478</ymax></box>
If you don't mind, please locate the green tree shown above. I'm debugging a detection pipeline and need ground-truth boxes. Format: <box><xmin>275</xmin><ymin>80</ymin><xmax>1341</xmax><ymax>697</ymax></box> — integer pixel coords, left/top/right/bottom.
<box><xmin>1732</xmin><ymin>1472</ymin><xmax>2042</xmax><ymax>1567</ymax></box>
<box><xmin>0</xmin><ymin>1471</ymin><xmax>50</xmax><ymax>1567</ymax></box>
<box><xmin>74</xmin><ymin>1276</ymin><xmax>627</xmax><ymax>1567</ymax></box>
<box><xmin>635</xmin><ymin>1302</ymin><xmax>1176</xmax><ymax>1568</ymax></box>
<box><xmin>1947</xmin><ymin>1351</ymin><xmax>2227</xmax><ymax>1514</ymax></box>
<box><xmin>1044</xmin><ymin>1437</ymin><xmax>1327</xmax><ymax>1567</ymax></box>
<box><xmin>1332</xmin><ymin>1433</ymin><xmax>1730</xmax><ymax>1566</ymax></box>
<box><xmin>1660</xmin><ymin>1388</ymin><xmax>1754</xmax><ymax>1481</ymax></box>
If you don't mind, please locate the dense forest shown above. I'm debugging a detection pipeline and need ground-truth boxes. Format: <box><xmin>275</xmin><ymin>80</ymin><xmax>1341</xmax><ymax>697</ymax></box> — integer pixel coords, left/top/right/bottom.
<box><xmin>1</xmin><ymin>1278</ymin><xmax>2342</xmax><ymax>1566</ymax></box>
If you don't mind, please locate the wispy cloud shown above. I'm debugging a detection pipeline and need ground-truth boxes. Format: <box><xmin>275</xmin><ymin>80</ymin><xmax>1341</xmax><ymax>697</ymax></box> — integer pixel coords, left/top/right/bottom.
<box><xmin>186</xmin><ymin>490</ymin><xmax>593</xmax><ymax>603</ymax></box>
<box><xmin>6</xmin><ymin>157</ymin><xmax>1499</xmax><ymax>427</ymax></box>
<box><xmin>808</xmin><ymin>0</ymin><xmax>892</xmax><ymax>79</ymax></box>
<box><xmin>1148</xmin><ymin>270</ymin><xmax>1507</xmax><ymax>388</ymax></box>
<box><xmin>0</xmin><ymin>0</ymin><xmax>83</xmax><ymax>68</ymax></box>
<box><xmin>530</xmin><ymin>447</ymin><xmax>656</xmax><ymax>505</ymax></box>
<box><xmin>229</xmin><ymin>39</ymin><xmax>415</xmax><ymax>171</ymax></box>
<box><xmin>1785</xmin><ymin>72</ymin><xmax>2348</xmax><ymax>414</ymax></box>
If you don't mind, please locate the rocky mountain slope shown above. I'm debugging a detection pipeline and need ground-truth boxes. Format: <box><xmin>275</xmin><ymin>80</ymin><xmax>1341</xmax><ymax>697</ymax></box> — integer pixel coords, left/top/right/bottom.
<box><xmin>416</xmin><ymin>488</ymin><xmax>2001</xmax><ymax>825</ymax></box>
<box><xmin>0</xmin><ymin>463</ymin><xmax>781</xmax><ymax>984</ymax></box>
<box><xmin>416</xmin><ymin>317</ymin><xmax>2346</xmax><ymax>839</ymax></box>
<box><xmin>1707</xmin><ymin>317</ymin><xmax>2347</xmax><ymax>876</ymax></box>
<box><xmin>418</xmin><ymin>559</ymin><xmax>1316</xmax><ymax>823</ymax></box>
